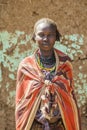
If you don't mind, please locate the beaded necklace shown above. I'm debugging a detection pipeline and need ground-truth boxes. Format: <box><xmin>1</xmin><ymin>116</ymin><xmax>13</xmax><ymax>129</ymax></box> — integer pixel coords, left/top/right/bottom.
<box><xmin>36</xmin><ymin>51</ymin><xmax>56</xmax><ymax>72</ymax></box>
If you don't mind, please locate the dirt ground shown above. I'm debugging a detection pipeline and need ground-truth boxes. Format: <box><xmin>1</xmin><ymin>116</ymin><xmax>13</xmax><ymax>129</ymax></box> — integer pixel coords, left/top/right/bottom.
<box><xmin>0</xmin><ymin>0</ymin><xmax>87</xmax><ymax>130</ymax></box>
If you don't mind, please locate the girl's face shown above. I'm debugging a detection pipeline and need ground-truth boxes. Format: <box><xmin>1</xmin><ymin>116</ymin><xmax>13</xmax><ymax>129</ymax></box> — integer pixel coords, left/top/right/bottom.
<box><xmin>34</xmin><ymin>22</ymin><xmax>56</xmax><ymax>52</ymax></box>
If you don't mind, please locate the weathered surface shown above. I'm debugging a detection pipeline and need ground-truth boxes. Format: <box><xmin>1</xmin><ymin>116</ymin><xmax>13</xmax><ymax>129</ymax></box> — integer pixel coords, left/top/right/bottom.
<box><xmin>0</xmin><ymin>0</ymin><xmax>87</xmax><ymax>130</ymax></box>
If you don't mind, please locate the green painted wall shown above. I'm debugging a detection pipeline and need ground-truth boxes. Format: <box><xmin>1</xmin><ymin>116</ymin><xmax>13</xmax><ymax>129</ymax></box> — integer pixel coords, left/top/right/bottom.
<box><xmin>0</xmin><ymin>31</ymin><xmax>87</xmax><ymax>109</ymax></box>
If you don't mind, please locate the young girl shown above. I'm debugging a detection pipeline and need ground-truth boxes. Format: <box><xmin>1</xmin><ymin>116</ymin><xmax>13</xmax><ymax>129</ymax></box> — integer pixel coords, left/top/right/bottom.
<box><xmin>15</xmin><ymin>18</ymin><xmax>81</xmax><ymax>130</ymax></box>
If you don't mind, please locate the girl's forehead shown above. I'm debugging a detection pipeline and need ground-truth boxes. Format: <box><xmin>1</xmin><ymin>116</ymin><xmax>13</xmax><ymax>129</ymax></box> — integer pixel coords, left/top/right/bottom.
<box><xmin>35</xmin><ymin>22</ymin><xmax>56</xmax><ymax>33</ymax></box>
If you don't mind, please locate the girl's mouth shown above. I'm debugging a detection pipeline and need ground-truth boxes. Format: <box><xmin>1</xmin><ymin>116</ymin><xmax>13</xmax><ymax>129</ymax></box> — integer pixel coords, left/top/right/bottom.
<box><xmin>42</xmin><ymin>42</ymin><xmax>49</xmax><ymax>46</ymax></box>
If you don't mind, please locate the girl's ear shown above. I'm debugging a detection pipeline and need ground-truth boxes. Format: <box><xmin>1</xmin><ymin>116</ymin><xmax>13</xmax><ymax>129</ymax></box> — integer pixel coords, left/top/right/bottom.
<box><xmin>31</xmin><ymin>33</ymin><xmax>36</xmax><ymax>42</ymax></box>
<box><xmin>34</xmin><ymin>34</ymin><xmax>37</xmax><ymax>41</ymax></box>
<box><xmin>56</xmin><ymin>29</ymin><xmax>61</xmax><ymax>41</ymax></box>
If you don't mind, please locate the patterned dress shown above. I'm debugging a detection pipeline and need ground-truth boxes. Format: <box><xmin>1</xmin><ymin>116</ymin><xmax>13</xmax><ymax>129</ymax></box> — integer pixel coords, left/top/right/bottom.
<box><xmin>31</xmin><ymin>51</ymin><xmax>65</xmax><ymax>130</ymax></box>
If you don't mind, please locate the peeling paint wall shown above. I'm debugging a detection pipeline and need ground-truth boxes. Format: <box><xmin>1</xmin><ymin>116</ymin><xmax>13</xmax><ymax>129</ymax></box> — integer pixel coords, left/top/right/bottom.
<box><xmin>1</xmin><ymin>31</ymin><xmax>87</xmax><ymax>108</ymax></box>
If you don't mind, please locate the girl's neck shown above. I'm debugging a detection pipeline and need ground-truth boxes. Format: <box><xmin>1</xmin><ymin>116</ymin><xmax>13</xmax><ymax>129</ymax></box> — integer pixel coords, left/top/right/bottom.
<box><xmin>39</xmin><ymin>49</ymin><xmax>54</xmax><ymax>58</ymax></box>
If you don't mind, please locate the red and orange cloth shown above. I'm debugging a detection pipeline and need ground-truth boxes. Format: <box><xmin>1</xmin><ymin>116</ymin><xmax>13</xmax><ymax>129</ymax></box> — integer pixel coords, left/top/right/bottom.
<box><xmin>15</xmin><ymin>48</ymin><xmax>80</xmax><ymax>130</ymax></box>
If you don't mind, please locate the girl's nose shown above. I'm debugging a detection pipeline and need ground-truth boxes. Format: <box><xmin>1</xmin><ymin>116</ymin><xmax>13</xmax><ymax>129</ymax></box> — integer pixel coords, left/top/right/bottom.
<box><xmin>43</xmin><ymin>35</ymin><xmax>48</xmax><ymax>41</ymax></box>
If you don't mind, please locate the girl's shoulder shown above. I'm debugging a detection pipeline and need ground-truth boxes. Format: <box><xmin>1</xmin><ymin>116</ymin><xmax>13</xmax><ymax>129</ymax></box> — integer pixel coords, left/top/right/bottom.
<box><xmin>20</xmin><ymin>54</ymin><xmax>34</xmax><ymax>63</ymax></box>
<box><xmin>54</xmin><ymin>48</ymin><xmax>72</xmax><ymax>62</ymax></box>
<box><xmin>18</xmin><ymin>54</ymin><xmax>35</xmax><ymax>68</ymax></box>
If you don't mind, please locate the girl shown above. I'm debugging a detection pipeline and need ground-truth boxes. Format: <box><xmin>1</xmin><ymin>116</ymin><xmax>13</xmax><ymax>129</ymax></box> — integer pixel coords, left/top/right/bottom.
<box><xmin>15</xmin><ymin>18</ymin><xmax>81</xmax><ymax>130</ymax></box>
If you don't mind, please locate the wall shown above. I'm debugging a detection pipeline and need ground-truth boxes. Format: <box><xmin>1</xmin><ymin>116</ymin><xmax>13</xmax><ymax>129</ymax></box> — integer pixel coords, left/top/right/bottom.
<box><xmin>0</xmin><ymin>0</ymin><xmax>87</xmax><ymax>130</ymax></box>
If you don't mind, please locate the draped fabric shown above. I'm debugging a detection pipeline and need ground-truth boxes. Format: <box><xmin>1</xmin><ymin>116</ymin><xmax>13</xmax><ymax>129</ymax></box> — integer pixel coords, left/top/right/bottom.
<box><xmin>15</xmin><ymin>48</ymin><xmax>80</xmax><ymax>130</ymax></box>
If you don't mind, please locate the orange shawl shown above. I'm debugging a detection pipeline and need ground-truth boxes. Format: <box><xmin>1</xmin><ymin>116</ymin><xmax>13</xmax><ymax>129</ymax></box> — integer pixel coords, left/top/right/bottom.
<box><xmin>15</xmin><ymin>49</ymin><xmax>80</xmax><ymax>130</ymax></box>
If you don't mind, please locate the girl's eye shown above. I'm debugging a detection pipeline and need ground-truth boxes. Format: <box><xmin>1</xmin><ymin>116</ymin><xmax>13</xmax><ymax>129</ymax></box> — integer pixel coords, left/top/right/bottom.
<box><xmin>48</xmin><ymin>33</ymin><xmax>56</xmax><ymax>37</ymax></box>
<box><xmin>38</xmin><ymin>33</ymin><xmax>44</xmax><ymax>37</ymax></box>
<box><xmin>48</xmin><ymin>34</ymin><xmax>54</xmax><ymax>36</ymax></box>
